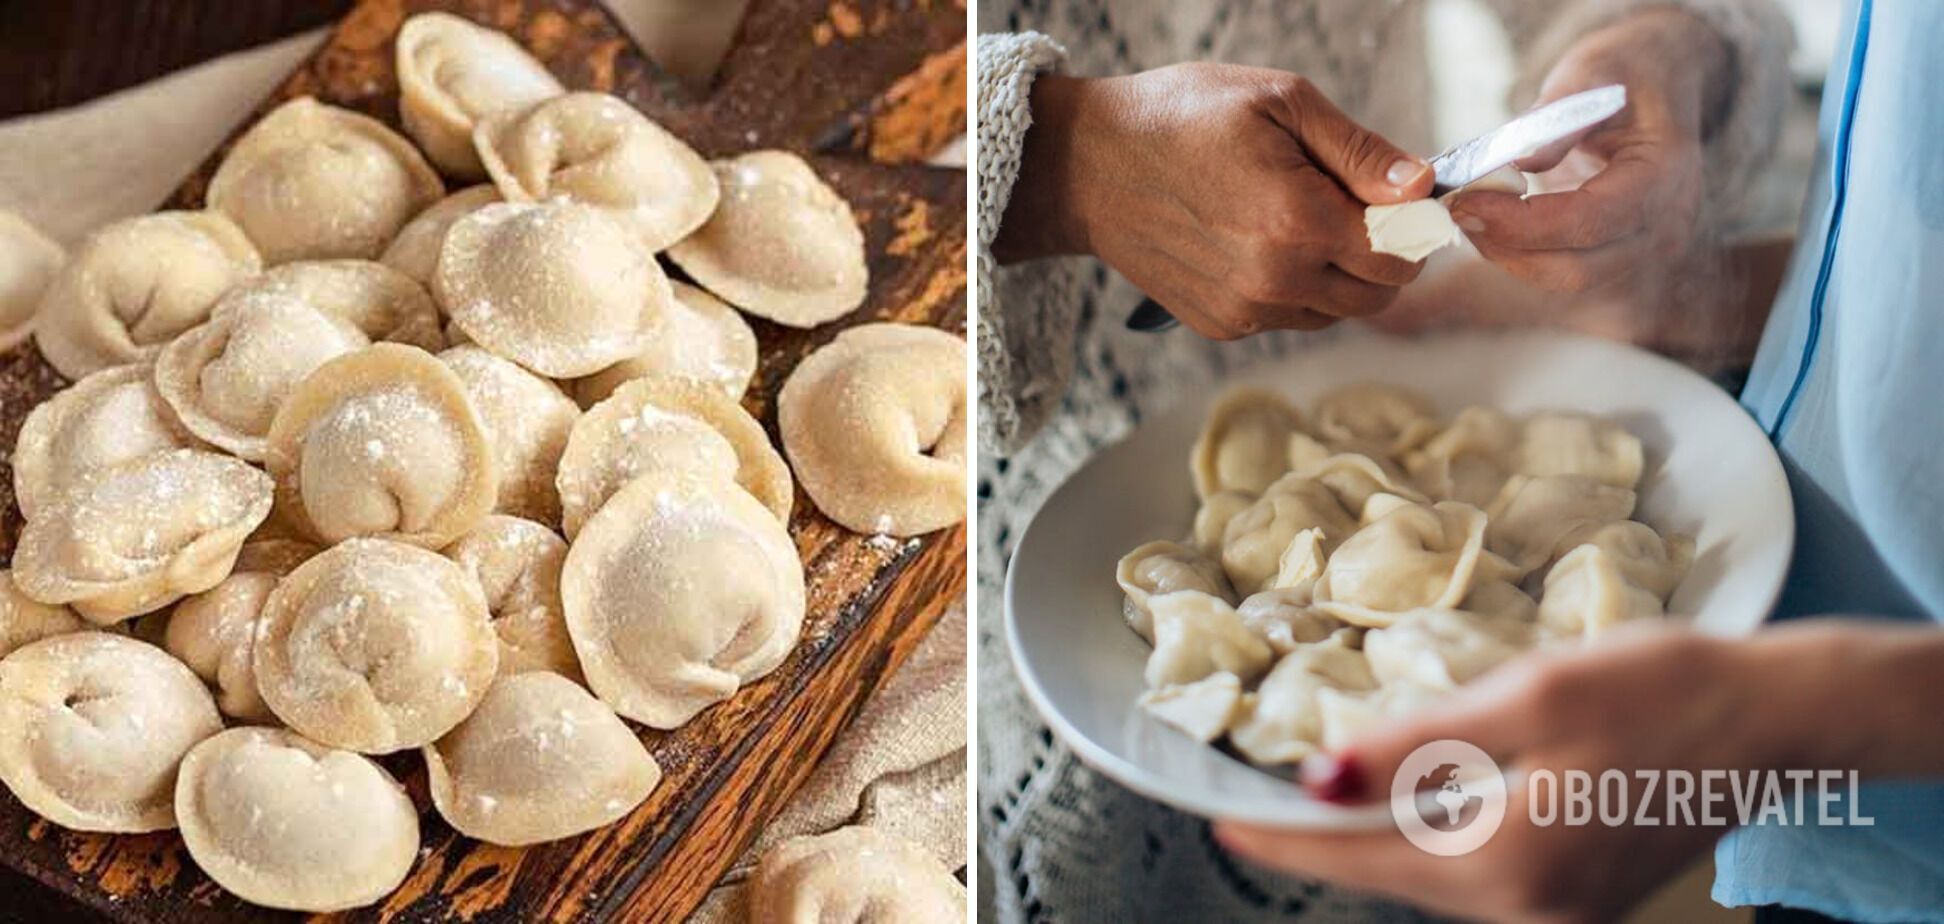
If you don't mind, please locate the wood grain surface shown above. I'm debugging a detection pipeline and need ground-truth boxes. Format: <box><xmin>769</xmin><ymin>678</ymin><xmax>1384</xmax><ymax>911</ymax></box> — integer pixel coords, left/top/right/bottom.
<box><xmin>0</xmin><ymin>1</ymin><xmax>968</xmax><ymax>921</ymax></box>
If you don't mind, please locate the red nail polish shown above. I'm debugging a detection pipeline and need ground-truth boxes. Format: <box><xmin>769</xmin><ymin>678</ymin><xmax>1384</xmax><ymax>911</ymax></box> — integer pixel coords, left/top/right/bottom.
<box><xmin>1301</xmin><ymin>753</ymin><xmax>1367</xmax><ymax>803</ymax></box>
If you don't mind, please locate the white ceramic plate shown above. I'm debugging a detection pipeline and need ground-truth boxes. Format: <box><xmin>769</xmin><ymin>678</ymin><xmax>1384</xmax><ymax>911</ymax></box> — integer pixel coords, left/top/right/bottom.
<box><xmin>1004</xmin><ymin>330</ymin><xmax>1793</xmax><ymax>828</ymax></box>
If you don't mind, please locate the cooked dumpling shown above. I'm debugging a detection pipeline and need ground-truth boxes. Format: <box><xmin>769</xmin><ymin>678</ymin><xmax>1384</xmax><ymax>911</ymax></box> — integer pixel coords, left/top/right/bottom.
<box><xmin>11</xmin><ymin>363</ymin><xmax>199</xmax><ymax>520</ymax></box>
<box><xmin>1461</xmin><ymin>578</ymin><xmax>1538</xmax><ymax>622</ymax></box>
<box><xmin>1517</xmin><ymin>411</ymin><xmax>1645</xmax><ymax>489</ymax></box>
<box><xmin>1190</xmin><ymin>489</ymin><xmax>1256</xmax><ymax>557</ymax></box>
<box><xmin>1556</xmin><ymin>519</ymin><xmax>1694</xmax><ymax>599</ymax></box>
<box><xmin>440</xmin><ymin>346</ymin><xmax>580</xmax><ymax>523</ymax></box>
<box><xmin>175</xmin><ymin>727</ymin><xmax>418</xmax><ymax>912</ymax></box>
<box><xmin>1537</xmin><ymin>544</ymin><xmax>1667</xmax><ymax>637</ymax></box>
<box><xmin>1483</xmin><ymin>474</ymin><xmax>1637</xmax><ymax>575</ymax></box>
<box><xmin>1228</xmin><ymin>633</ymin><xmax>1375</xmax><ymax>765</ymax></box>
<box><xmin>12</xmin><ymin>449</ymin><xmax>273</xmax><ymax>623</ymax></box>
<box><xmin>445</xmin><ymin>515</ymin><xmax>580</xmax><ymax>680</ymax></box>
<box><xmin>207</xmin><ymin>97</ymin><xmax>443</xmax><ymax>264</ymax></box>
<box><xmin>436</xmin><ymin>200</ymin><xmax>667</xmax><ymax>377</ymax></box>
<box><xmin>1138</xmin><ymin>671</ymin><xmax>1244</xmax><ymax>742</ymax></box>
<box><xmin>558</xmin><ymin>375</ymin><xmax>791</xmax><ymax>538</ymax></box>
<box><xmin>379</xmin><ymin>185</ymin><xmax>499</xmax><ymax>284</ymax></box>
<box><xmin>1191</xmin><ymin>388</ymin><xmax>1300</xmax><ymax>498</ymax></box>
<box><xmin>1297</xmin><ymin>452</ymin><xmax>1427</xmax><ymax>517</ymax></box>
<box><xmin>667</xmin><ymin>151</ymin><xmax>867</xmax><ymax>327</ymax></box>
<box><xmin>0</xmin><ymin>633</ymin><xmax>221</xmax><ymax>832</ymax></box>
<box><xmin>165</xmin><ymin>572</ymin><xmax>279</xmax><ymax>721</ymax></box>
<box><xmin>0</xmin><ymin>210</ymin><xmax>63</xmax><ymax>351</ymax></box>
<box><xmin>749</xmin><ymin>825</ymin><xmax>967</xmax><ymax>924</ymax></box>
<box><xmin>254</xmin><ymin>538</ymin><xmax>498</xmax><ymax>752</ymax></box>
<box><xmin>1363</xmin><ymin>609</ymin><xmax>1531</xmax><ymax>690</ymax></box>
<box><xmin>1310</xmin><ymin>382</ymin><xmax>1439</xmax><ymax>457</ymax></box>
<box><xmin>573</xmin><ymin>281</ymin><xmax>759</xmax><ymax>406</ymax></box>
<box><xmin>396</xmin><ymin>13</ymin><xmax>564</xmax><ymax>178</ymax></box>
<box><xmin>475</xmin><ymin>92</ymin><xmax>716</xmax><ymax>250</ymax></box>
<box><xmin>32</xmin><ymin>211</ymin><xmax>260</xmax><ymax>379</ymax></box>
<box><xmin>265</xmin><ymin>343</ymin><xmax>495</xmax><ymax>547</ymax></box>
<box><xmin>1235</xmin><ymin>586</ymin><xmax>1346</xmax><ymax>655</ymax></box>
<box><xmin>1312</xmin><ymin>500</ymin><xmax>1499</xmax><ymax>627</ymax></box>
<box><xmin>1269</xmin><ymin>527</ymin><xmax>1328</xmax><ymax>591</ymax></box>
<box><xmin>425</xmin><ymin>671</ymin><xmax>658</xmax><ymax>845</ymax></box>
<box><xmin>1143</xmin><ymin>591</ymin><xmax>1273</xmax><ymax>689</ymax></box>
<box><xmin>778</xmin><ymin>323</ymin><xmax>964</xmax><ymax>536</ymax></box>
<box><xmin>0</xmin><ymin>571</ymin><xmax>83</xmax><ymax>658</ymax></box>
<box><xmin>1315</xmin><ymin>681</ymin><xmax>1441</xmax><ymax>751</ymax></box>
<box><xmin>1219</xmin><ymin>473</ymin><xmax>1356</xmax><ymax>595</ymax></box>
<box><xmin>1403</xmin><ymin>405</ymin><xmax>1519</xmax><ymax>506</ymax></box>
<box><xmin>561</xmin><ymin>471</ymin><xmax>805</xmax><ymax>729</ymax></box>
<box><xmin>1115</xmin><ymin>540</ymin><xmax>1236</xmax><ymax>644</ymax></box>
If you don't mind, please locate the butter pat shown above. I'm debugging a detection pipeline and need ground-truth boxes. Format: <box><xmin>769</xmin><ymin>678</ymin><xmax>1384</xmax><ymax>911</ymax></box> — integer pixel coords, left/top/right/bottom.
<box><xmin>1364</xmin><ymin>199</ymin><xmax>1465</xmax><ymax>261</ymax></box>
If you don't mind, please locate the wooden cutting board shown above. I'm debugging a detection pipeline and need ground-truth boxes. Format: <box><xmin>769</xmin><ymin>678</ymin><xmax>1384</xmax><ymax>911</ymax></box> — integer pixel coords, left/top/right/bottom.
<box><xmin>0</xmin><ymin>0</ymin><xmax>967</xmax><ymax>920</ymax></box>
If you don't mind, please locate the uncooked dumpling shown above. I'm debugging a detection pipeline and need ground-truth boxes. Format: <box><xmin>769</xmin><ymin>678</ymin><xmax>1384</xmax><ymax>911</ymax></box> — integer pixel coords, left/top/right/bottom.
<box><xmin>1312</xmin><ymin>500</ymin><xmax>1500</xmax><ymax>627</ymax></box>
<box><xmin>254</xmin><ymin>538</ymin><xmax>498</xmax><ymax>753</ymax></box>
<box><xmin>265</xmin><ymin>343</ymin><xmax>495</xmax><ymax>547</ymax></box>
<box><xmin>749</xmin><ymin>825</ymin><xmax>967</xmax><ymax>924</ymax></box>
<box><xmin>475</xmin><ymin>92</ymin><xmax>716</xmax><ymax>250</ymax></box>
<box><xmin>1517</xmin><ymin>412</ymin><xmax>1645</xmax><ymax>489</ymax></box>
<box><xmin>1143</xmin><ymin>591</ymin><xmax>1273</xmax><ymax>689</ymax></box>
<box><xmin>440</xmin><ymin>346</ymin><xmax>580</xmax><ymax>523</ymax></box>
<box><xmin>1191</xmin><ymin>388</ymin><xmax>1300</xmax><ymax>498</ymax></box>
<box><xmin>436</xmin><ymin>200</ymin><xmax>667</xmax><ymax>377</ymax></box>
<box><xmin>425</xmin><ymin>671</ymin><xmax>659</xmax><ymax>845</ymax></box>
<box><xmin>558</xmin><ymin>375</ymin><xmax>791</xmax><ymax>538</ymax></box>
<box><xmin>379</xmin><ymin>185</ymin><xmax>499</xmax><ymax>284</ymax></box>
<box><xmin>11</xmin><ymin>449</ymin><xmax>273</xmax><ymax>623</ymax></box>
<box><xmin>0</xmin><ymin>210</ymin><xmax>63</xmax><ymax>351</ymax></box>
<box><xmin>32</xmin><ymin>211</ymin><xmax>260</xmax><ymax>379</ymax></box>
<box><xmin>668</xmin><ymin>151</ymin><xmax>867</xmax><ymax>327</ymax></box>
<box><xmin>0</xmin><ymin>632</ymin><xmax>221</xmax><ymax>832</ymax></box>
<box><xmin>561</xmin><ymin>472</ymin><xmax>805</xmax><ymax>729</ymax></box>
<box><xmin>11</xmin><ymin>363</ymin><xmax>200</xmax><ymax>520</ymax></box>
<box><xmin>573</xmin><ymin>281</ymin><xmax>759</xmax><ymax>406</ymax></box>
<box><xmin>778</xmin><ymin>323</ymin><xmax>964</xmax><ymax>536</ymax></box>
<box><xmin>1116</xmin><ymin>540</ymin><xmax>1236</xmax><ymax>644</ymax></box>
<box><xmin>444</xmin><ymin>515</ymin><xmax>580</xmax><ymax>680</ymax></box>
<box><xmin>175</xmin><ymin>727</ymin><xmax>418</xmax><ymax>912</ymax></box>
<box><xmin>0</xmin><ymin>571</ymin><xmax>83</xmax><ymax>658</ymax></box>
<box><xmin>1310</xmin><ymin>382</ymin><xmax>1439</xmax><ymax>457</ymax></box>
<box><xmin>395</xmin><ymin>13</ymin><xmax>564</xmax><ymax>178</ymax></box>
<box><xmin>207</xmin><ymin>97</ymin><xmax>443</xmax><ymax>264</ymax></box>
<box><xmin>1219</xmin><ymin>474</ymin><xmax>1355</xmax><ymax>595</ymax></box>
<box><xmin>164</xmin><ymin>543</ymin><xmax>313</xmax><ymax>723</ymax></box>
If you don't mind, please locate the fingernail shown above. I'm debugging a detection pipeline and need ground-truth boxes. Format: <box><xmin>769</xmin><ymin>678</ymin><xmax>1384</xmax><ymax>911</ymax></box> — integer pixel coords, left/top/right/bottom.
<box><xmin>1300</xmin><ymin>753</ymin><xmax>1367</xmax><ymax>803</ymax></box>
<box><xmin>1455</xmin><ymin>212</ymin><xmax>1486</xmax><ymax>233</ymax></box>
<box><xmin>1386</xmin><ymin>158</ymin><xmax>1429</xmax><ymax>189</ymax></box>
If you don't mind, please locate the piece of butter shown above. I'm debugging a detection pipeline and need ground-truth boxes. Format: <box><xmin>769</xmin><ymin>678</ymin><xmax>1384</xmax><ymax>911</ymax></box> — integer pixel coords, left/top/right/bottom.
<box><xmin>1364</xmin><ymin>198</ymin><xmax>1466</xmax><ymax>261</ymax></box>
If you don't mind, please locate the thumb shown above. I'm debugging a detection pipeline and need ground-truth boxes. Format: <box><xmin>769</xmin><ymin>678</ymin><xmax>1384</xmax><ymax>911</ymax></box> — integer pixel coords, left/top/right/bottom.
<box><xmin>1267</xmin><ymin>76</ymin><xmax>1433</xmax><ymax>204</ymax></box>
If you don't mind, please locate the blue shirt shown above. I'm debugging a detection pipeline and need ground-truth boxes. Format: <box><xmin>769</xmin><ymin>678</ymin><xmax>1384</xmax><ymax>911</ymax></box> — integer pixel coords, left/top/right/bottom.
<box><xmin>1721</xmin><ymin>0</ymin><xmax>1944</xmax><ymax>918</ymax></box>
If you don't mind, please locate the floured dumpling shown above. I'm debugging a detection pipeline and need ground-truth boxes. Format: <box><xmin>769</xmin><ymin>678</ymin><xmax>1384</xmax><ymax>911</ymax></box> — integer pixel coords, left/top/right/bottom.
<box><xmin>1363</xmin><ymin>609</ymin><xmax>1531</xmax><ymax>690</ymax></box>
<box><xmin>445</xmin><ymin>515</ymin><xmax>580</xmax><ymax>680</ymax></box>
<box><xmin>11</xmin><ymin>363</ymin><xmax>200</xmax><ymax>520</ymax></box>
<box><xmin>0</xmin><ymin>633</ymin><xmax>221</xmax><ymax>831</ymax></box>
<box><xmin>1191</xmin><ymin>388</ymin><xmax>1301</xmax><ymax>498</ymax></box>
<box><xmin>0</xmin><ymin>210</ymin><xmax>63</xmax><ymax>351</ymax></box>
<box><xmin>749</xmin><ymin>825</ymin><xmax>967</xmax><ymax>924</ymax></box>
<box><xmin>425</xmin><ymin>671</ymin><xmax>659</xmax><ymax>845</ymax></box>
<box><xmin>476</xmin><ymin>92</ymin><xmax>717</xmax><ymax>250</ymax></box>
<box><xmin>1144</xmin><ymin>591</ymin><xmax>1273</xmax><ymax>689</ymax></box>
<box><xmin>12</xmin><ymin>449</ymin><xmax>273</xmax><ymax>623</ymax></box>
<box><xmin>1517</xmin><ymin>412</ymin><xmax>1646</xmax><ymax>489</ymax></box>
<box><xmin>32</xmin><ymin>211</ymin><xmax>260</xmax><ymax>379</ymax></box>
<box><xmin>573</xmin><ymin>281</ymin><xmax>759</xmax><ymax>406</ymax></box>
<box><xmin>558</xmin><ymin>375</ymin><xmax>791</xmax><ymax>538</ymax></box>
<box><xmin>254</xmin><ymin>538</ymin><xmax>498</xmax><ymax>752</ymax></box>
<box><xmin>155</xmin><ymin>260</ymin><xmax>444</xmax><ymax>459</ymax></box>
<box><xmin>379</xmin><ymin>185</ymin><xmax>499</xmax><ymax>284</ymax></box>
<box><xmin>207</xmin><ymin>97</ymin><xmax>443</xmax><ymax>264</ymax></box>
<box><xmin>1220</xmin><ymin>474</ymin><xmax>1356</xmax><ymax>595</ymax></box>
<box><xmin>1228</xmin><ymin>632</ymin><xmax>1374</xmax><ymax>764</ymax></box>
<box><xmin>440</xmin><ymin>346</ymin><xmax>580</xmax><ymax>523</ymax></box>
<box><xmin>0</xmin><ymin>571</ymin><xmax>83</xmax><ymax>658</ymax></box>
<box><xmin>436</xmin><ymin>200</ymin><xmax>667</xmax><ymax>377</ymax></box>
<box><xmin>265</xmin><ymin>343</ymin><xmax>495</xmax><ymax>547</ymax></box>
<box><xmin>1312</xmin><ymin>500</ymin><xmax>1501</xmax><ymax>627</ymax></box>
<box><xmin>163</xmin><ymin>541</ymin><xmax>314</xmax><ymax>723</ymax></box>
<box><xmin>562</xmin><ymin>472</ymin><xmax>805</xmax><ymax>729</ymax></box>
<box><xmin>395</xmin><ymin>13</ymin><xmax>564</xmax><ymax>178</ymax></box>
<box><xmin>778</xmin><ymin>323</ymin><xmax>965</xmax><ymax>536</ymax></box>
<box><xmin>1115</xmin><ymin>540</ymin><xmax>1236</xmax><ymax>644</ymax></box>
<box><xmin>1310</xmin><ymin>382</ymin><xmax>1439</xmax><ymax>457</ymax></box>
<box><xmin>175</xmin><ymin>727</ymin><xmax>418</xmax><ymax>912</ymax></box>
<box><xmin>668</xmin><ymin>151</ymin><xmax>867</xmax><ymax>327</ymax></box>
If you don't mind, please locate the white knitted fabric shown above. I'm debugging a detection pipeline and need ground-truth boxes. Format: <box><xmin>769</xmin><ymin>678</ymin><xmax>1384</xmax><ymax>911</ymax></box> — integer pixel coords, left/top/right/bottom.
<box><xmin>975</xmin><ymin>2</ymin><xmax>1793</xmax><ymax>921</ymax></box>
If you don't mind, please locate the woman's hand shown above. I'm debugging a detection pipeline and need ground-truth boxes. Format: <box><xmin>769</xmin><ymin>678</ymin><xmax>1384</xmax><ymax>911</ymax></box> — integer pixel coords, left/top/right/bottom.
<box><xmin>993</xmin><ymin>64</ymin><xmax>1434</xmax><ymax>340</ymax></box>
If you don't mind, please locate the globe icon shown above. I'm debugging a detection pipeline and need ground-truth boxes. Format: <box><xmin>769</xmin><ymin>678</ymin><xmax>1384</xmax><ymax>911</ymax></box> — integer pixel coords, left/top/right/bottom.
<box><xmin>1416</xmin><ymin>762</ymin><xmax>1483</xmax><ymax>831</ymax></box>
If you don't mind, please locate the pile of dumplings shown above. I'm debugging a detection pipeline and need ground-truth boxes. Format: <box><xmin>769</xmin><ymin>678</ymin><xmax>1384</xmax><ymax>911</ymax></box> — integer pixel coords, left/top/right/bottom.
<box><xmin>1119</xmin><ymin>383</ymin><xmax>1692</xmax><ymax>765</ymax></box>
<box><xmin>0</xmin><ymin>11</ymin><xmax>966</xmax><ymax>915</ymax></box>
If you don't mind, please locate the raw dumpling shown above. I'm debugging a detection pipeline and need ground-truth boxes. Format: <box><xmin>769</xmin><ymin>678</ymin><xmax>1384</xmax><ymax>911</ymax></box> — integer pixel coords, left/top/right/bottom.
<box><xmin>0</xmin><ymin>571</ymin><xmax>83</xmax><ymax>658</ymax></box>
<box><xmin>379</xmin><ymin>185</ymin><xmax>499</xmax><ymax>284</ymax></box>
<box><xmin>1138</xmin><ymin>671</ymin><xmax>1244</xmax><ymax>742</ymax></box>
<box><xmin>445</xmin><ymin>515</ymin><xmax>581</xmax><ymax>680</ymax></box>
<box><xmin>1143</xmin><ymin>591</ymin><xmax>1273</xmax><ymax>689</ymax></box>
<box><xmin>1219</xmin><ymin>473</ymin><xmax>1356</xmax><ymax>595</ymax></box>
<box><xmin>1297</xmin><ymin>452</ymin><xmax>1428</xmax><ymax>517</ymax></box>
<box><xmin>475</xmin><ymin>92</ymin><xmax>716</xmax><ymax>250</ymax></box>
<box><xmin>668</xmin><ymin>151</ymin><xmax>867</xmax><ymax>327</ymax></box>
<box><xmin>425</xmin><ymin>671</ymin><xmax>659</xmax><ymax>845</ymax></box>
<box><xmin>1483</xmin><ymin>474</ymin><xmax>1637</xmax><ymax>575</ymax></box>
<box><xmin>558</xmin><ymin>375</ymin><xmax>792</xmax><ymax>538</ymax></box>
<box><xmin>1228</xmin><ymin>633</ymin><xmax>1375</xmax><ymax>765</ymax></box>
<box><xmin>11</xmin><ymin>449</ymin><xmax>273</xmax><ymax>623</ymax></box>
<box><xmin>1115</xmin><ymin>540</ymin><xmax>1236</xmax><ymax>644</ymax></box>
<box><xmin>572</xmin><ymin>281</ymin><xmax>759</xmax><ymax>406</ymax></box>
<box><xmin>440</xmin><ymin>346</ymin><xmax>580</xmax><ymax>523</ymax></box>
<box><xmin>254</xmin><ymin>538</ymin><xmax>498</xmax><ymax>752</ymax></box>
<box><xmin>749</xmin><ymin>825</ymin><xmax>967</xmax><ymax>924</ymax></box>
<box><xmin>1190</xmin><ymin>489</ymin><xmax>1256</xmax><ymax>557</ymax></box>
<box><xmin>0</xmin><ymin>210</ymin><xmax>63</xmax><ymax>351</ymax></box>
<box><xmin>561</xmin><ymin>472</ymin><xmax>805</xmax><ymax>729</ymax></box>
<box><xmin>395</xmin><ymin>13</ymin><xmax>564</xmax><ymax>178</ymax></box>
<box><xmin>1235</xmin><ymin>586</ymin><xmax>1347</xmax><ymax>655</ymax></box>
<box><xmin>265</xmin><ymin>343</ymin><xmax>495</xmax><ymax>547</ymax></box>
<box><xmin>778</xmin><ymin>323</ymin><xmax>965</xmax><ymax>536</ymax></box>
<box><xmin>11</xmin><ymin>363</ymin><xmax>200</xmax><ymax>520</ymax></box>
<box><xmin>1403</xmin><ymin>405</ymin><xmax>1519</xmax><ymax>507</ymax></box>
<box><xmin>0</xmin><ymin>633</ymin><xmax>222</xmax><ymax>831</ymax></box>
<box><xmin>175</xmin><ymin>727</ymin><xmax>418</xmax><ymax>912</ymax></box>
<box><xmin>1310</xmin><ymin>382</ymin><xmax>1439</xmax><ymax>457</ymax></box>
<box><xmin>155</xmin><ymin>260</ymin><xmax>444</xmax><ymax>459</ymax></box>
<box><xmin>1191</xmin><ymin>388</ymin><xmax>1300</xmax><ymax>498</ymax></box>
<box><xmin>1517</xmin><ymin>412</ymin><xmax>1646</xmax><ymax>489</ymax></box>
<box><xmin>1363</xmin><ymin>609</ymin><xmax>1531</xmax><ymax>690</ymax></box>
<box><xmin>436</xmin><ymin>200</ymin><xmax>667</xmax><ymax>377</ymax></box>
<box><xmin>1312</xmin><ymin>500</ymin><xmax>1499</xmax><ymax>627</ymax></box>
<box><xmin>207</xmin><ymin>97</ymin><xmax>443</xmax><ymax>264</ymax></box>
<box><xmin>166</xmin><ymin>571</ymin><xmax>281</xmax><ymax>721</ymax></box>
<box><xmin>32</xmin><ymin>211</ymin><xmax>260</xmax><ymax>379</ymax></box>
